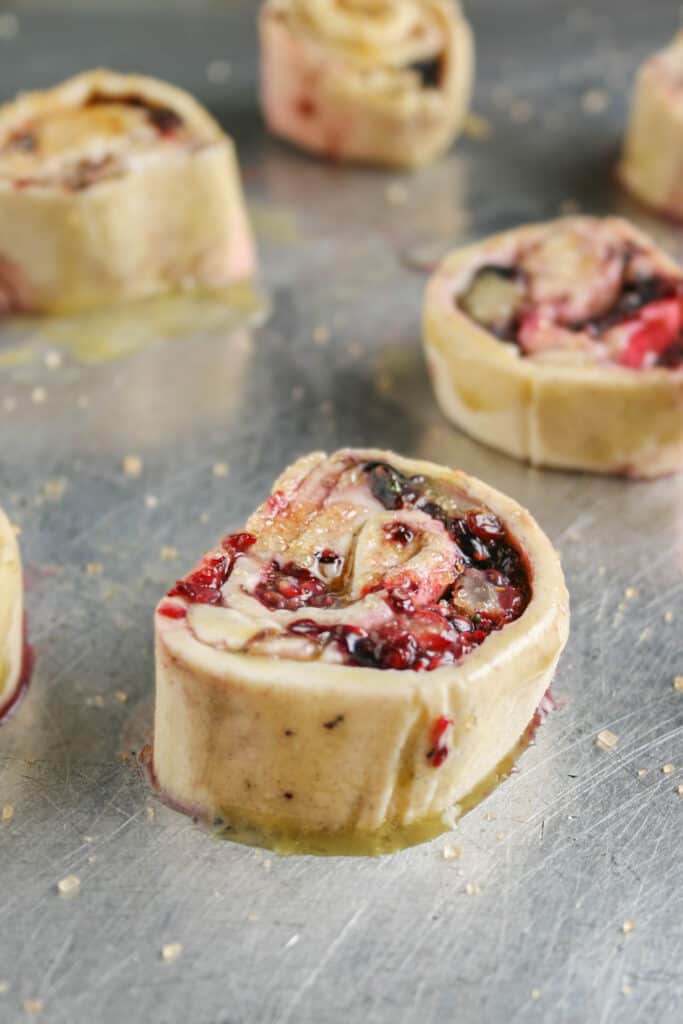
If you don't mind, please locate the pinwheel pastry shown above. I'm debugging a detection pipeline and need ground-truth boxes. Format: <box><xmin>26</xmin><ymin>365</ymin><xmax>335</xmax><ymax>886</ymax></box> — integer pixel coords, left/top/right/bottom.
<box><xmin>154</xmin><ymin>449</ymin><xmax>568</xmax><ymax>852</ymax></box>
<box><xmin>259</xmin><ymin>0</ymin><xmax>474</xmax><ymax>168</ymax></box>
<box><xmin>0</xmin><ymin>507</ymin><xmax>27</xmax><ymax>720</ymax></box>
<box><xmin>424</xmin><ymin>216</ymin><xmax>683</xmax><ymax>477</ymax></box>
<box><xmin>0</xmin><ymin>69</ymin><xmax>255</xmax><ymax>314</ymax></box>
<box><xmin>620</xmin><ymin>31</ymin><xmax>683</xmax><ymax>219</ymax></box>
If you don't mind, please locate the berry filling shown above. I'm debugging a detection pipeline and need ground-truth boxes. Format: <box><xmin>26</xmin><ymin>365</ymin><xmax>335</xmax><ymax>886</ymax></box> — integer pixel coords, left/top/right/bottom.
<box><xmin>254</xmin><ymin>562</ymin><xmax>335</xmax><ymax>612</ymax></box>
<box><xmin>165</xmin><ymin>455</ymin><xmax>531</xmax><ymax>674</ymax></box>
<box><xmin>408</xmin><ymin>56</ymin><xmax>443</xmax><ymax>89</ymax></box>
<box><xmin>457</xmin><ymin>223</ymin><xmax>683</xmax><ymax>370</ymax></box>
<box><xmin>86</xmin><ymin>94</ymin><xmax>185</xmax><ymax>137</ymax></box>
<box><xmin>169</xmin><ymin>532</ymin><xmax>255</xmax><ymax>605</ymax></box>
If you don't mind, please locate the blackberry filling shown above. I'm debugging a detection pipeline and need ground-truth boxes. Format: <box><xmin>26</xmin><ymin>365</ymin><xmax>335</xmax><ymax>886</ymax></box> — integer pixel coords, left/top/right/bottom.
<box><xmin>7</xmin><ymin>132</ymin><xmax>36</xmax><ymax>152</ymax></box>
<box><xmin>408</xmin><ymin>56</ymin><xmax>442</xmax><ymax>89</ymax></box>
<box><xmin>86</xmin><ymin>93</ymin><xmax>184</xmax><ymax>136</ymax></box>
<box><xmin>363</xmin><ymin>462</ymin><xmax>423</xmax><ymax>510</ymax></box>
<box><xmin>580</xmin><ymin>274</ymin><xmax>679</xmax><ymax>335</ymax></box>
<box><xmin>656</xmin><ymin>337</ymin><xmax>683</xmax><ymax>368</ymax></box>
<box><xmin>146</xmin><ymin>106</ymin><xmax>183</xmax><ymax>136</ymax></box>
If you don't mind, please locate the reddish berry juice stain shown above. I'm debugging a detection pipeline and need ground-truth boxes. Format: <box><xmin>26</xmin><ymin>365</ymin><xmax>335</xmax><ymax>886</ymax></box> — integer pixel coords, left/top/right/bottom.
<box><xmin>158</xmin><ymin>601</ymin><xmax>187</xmax><ymax>620</ymax></box>
<box><xmin>427</xmin><ymin>715</ymin><xmax>454</xmax><ymax>767</ymax></box>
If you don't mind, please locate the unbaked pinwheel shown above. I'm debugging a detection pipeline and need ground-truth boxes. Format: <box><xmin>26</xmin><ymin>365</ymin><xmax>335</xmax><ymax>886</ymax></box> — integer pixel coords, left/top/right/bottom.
<box><xmin>423</xmin><ymin>216</ymin><xmax>683</xmax><ymax>477</ymax></box>
<box><xmin>259</xmin><ymin>0</ymin><xmax>474</xmax><ymax>168</ymax></box>
<box><xmin>620</xmin><ymin>31</ymin><xmax>683</xmax><ymax>219</ymax></box>
<box><xmin>0</xmin><ymin>507</ymin><xmax>28</xmax><ymax>720</ymax></box>
<box><xmin>0</xmin><ymin>70</ymin><xmax>255</xmax><ymax>314</ymax></box>
<box><xmin>154</xmin><ymin>449</ymin><xmax>568</xmax><ymax>853</ymax></box>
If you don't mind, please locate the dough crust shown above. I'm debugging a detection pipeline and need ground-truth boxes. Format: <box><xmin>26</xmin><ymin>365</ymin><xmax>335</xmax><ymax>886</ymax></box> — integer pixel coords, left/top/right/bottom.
<box><xmin>0</xmin><ymin>69</ymin><xmax>255</xmax><ymax>313</ymax></box>
<box><xmin>0</xmin><ymin>507</ymin><xmax>24</xmax><ymax>718</ymax></box>
<box><xmin>423</xmin><ymin>217</ymin><xmax>683</xmax><ymax>477</ymax></box>
<box><xmin>153</xmin><ymin>448</ymin><xmax>568</xmax><ymax>843</ymax></box>
<box><xmin>620</xmin><ymin>31</ymin><xmax>683</xmax><ymax>219</ymax></box>
<box><xmin>259</xmin><ymin>0</ymin><xmax>474</xmax><ymax>168</ymax></box>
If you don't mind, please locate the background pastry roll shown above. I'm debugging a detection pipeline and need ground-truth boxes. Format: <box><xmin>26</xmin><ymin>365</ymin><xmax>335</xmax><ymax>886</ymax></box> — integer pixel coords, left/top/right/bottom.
<box><xmin>620</xmin><ymin>30</ymin><xmax>683</xmax><ymax>219</ymax></box>
<box><xmin>0</xmin><ymin>69</ymin><xmax>255</xmax><ymax>314</ymax></box>
<box><xmin>154</xmin><ymin>448</ymin><xmax>568</xmax><ymax>848</ymax></box>
<box><xmin>260</xmin><ymin>0</ymin><xmax>474</xmax><ymax>168</ymax></box>
<box><xmin>423</xmin><ymin>216</ymin><xmax>683</xmax><ymax>477</ymax></box>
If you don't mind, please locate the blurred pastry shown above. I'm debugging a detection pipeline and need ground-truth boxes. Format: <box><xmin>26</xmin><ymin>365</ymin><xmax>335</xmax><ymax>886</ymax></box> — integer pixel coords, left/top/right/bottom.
<box><xmin>621</xmin><ymin>31</ymin><xmax>683</xmax><ymax>219</ymax></box>
<box><xmin>260</xmin><ymin>0</ymin><xmax>474</xmax><ymax>168</ymax></box>
<box><xmin>154</xmin><ymin>448</ymin><xmax>568</xmax><ymax>851</ymax></box>
<box><xmin>423</xmin><ymin>216</ymin><xmax>683</xmax><ymax>477</ymax></box>
<box><xmin>0</xmin><ymin>70</ymin><xmax>255</xmax><ymax>313</ymax></box>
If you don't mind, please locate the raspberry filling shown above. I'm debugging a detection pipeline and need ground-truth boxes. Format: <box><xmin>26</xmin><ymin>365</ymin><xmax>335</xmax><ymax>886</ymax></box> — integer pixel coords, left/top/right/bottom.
<box><xmin>165</xmin><ymin>455</ymin><xmax>531</xmax><ymax>673</ymax></box>
<box><xmin>169</xmin><ymin>532</ymin><xmax>256</xmax><ymax>605</ymax></box>
<box><xmin>458</xmin><ymin>223</ymin><xmax>683</xmax><ymax>370</ymax></box>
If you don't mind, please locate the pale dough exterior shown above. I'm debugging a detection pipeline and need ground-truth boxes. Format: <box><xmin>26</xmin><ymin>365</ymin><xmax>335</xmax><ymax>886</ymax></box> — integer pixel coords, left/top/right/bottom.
<box><xmin>154</xmin><ymin>448</ymin><xmax>569</xmax><ymax>840</ymax></box>
<box><xmin>0</xmin><ymin>70</ymin><xmax>255</xmax><ymax>313</ymax></box>
<box><xmin>423</xmin><ymin>218</ymin><xmax>683</xmax><ymax>478</ymax></box>
<box><xmin>620</xmin><ymin>31</ymin><xmax>683</xmax><ymax>219</ymax></box>
<box><xmin>0</xmin><ymin>507</ymin><xmax>24</xmax><ymax>717</ymax></box>
<box><xmin>259</xmin><ymin>0</ymin><xmax>474</xmax><ymax>168</ymax></box>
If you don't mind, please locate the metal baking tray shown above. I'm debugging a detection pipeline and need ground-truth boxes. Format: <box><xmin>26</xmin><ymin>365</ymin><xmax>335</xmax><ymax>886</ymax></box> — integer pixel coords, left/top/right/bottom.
<box><xmin>0</xmin><ymin>2</ymin><xmax>681</xmax><ymax>1021</ymax></box>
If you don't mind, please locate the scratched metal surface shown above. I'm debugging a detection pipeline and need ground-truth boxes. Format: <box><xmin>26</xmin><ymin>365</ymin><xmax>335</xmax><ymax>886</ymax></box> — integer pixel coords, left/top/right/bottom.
<box><xmin>0</xmin><ymin>1</ymin><xmax>682</xmax><ymax>1021</ymax></box>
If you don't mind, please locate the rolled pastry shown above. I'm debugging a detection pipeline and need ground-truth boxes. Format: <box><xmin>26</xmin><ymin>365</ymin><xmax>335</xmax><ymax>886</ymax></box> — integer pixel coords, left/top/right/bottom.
<box><xmin>0</xmin><ymin>69</ymin><xmax>255</xmax><ymax>313</ymax></box>
<box><xmin>259</xmin><ymin>0</ymin><xmax>474</xmax><ymax>168</ymax></box>
<box><xmin>154</xmin><ymin>448</ymin><xmax>568</xmax><ymax>850</ymax></box>
<box><xmin>0</xmin><ymin>507</ymin><xmax>27</xmax><ymax>720</ymax></box>
<box><xmin>620</xmin><ymin>31</ymin><xmax>683</xmax><ymax>219</ymax></box>
<box><xmin>423</xmin><ymin>216</ymin><xmax>683</xmax><ymax>478</ymax></box>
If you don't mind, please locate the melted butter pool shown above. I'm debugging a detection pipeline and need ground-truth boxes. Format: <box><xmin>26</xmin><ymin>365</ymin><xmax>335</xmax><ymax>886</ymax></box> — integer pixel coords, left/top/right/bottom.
<box><xmin>209</xmin><ymin>719</ymin><xmax>539</xmax><ymax>857</ymax></box>
<box><xmin>0</xmin><ymin>281</ymin><xmax>270</xmax><ymax>366</ymax></box>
